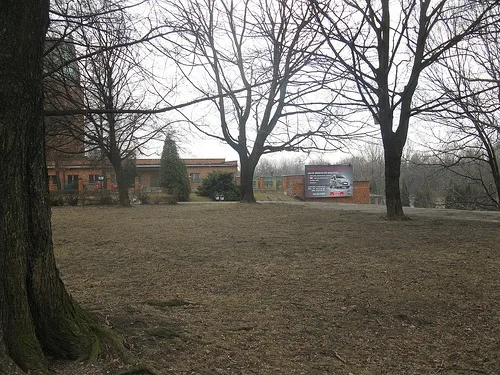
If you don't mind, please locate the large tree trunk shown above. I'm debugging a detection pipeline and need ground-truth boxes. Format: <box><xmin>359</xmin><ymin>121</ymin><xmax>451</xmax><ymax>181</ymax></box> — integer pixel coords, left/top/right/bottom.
<box><xmin>485</xmin><ymin>143</ymin><xmax>500</xmax><ymax>210</ymax></box>
<box><xmin>0</xmin><ymin>1</ymin><xmax>100</xmax><ymax>372</ymax></box>
<box><xmin>383</xmin><ymin>136</ymin><xmax>406</xmax><ymax>220</ymax></box>
<box><xmin>239</xmin><ymin>156</ymin><xmax>257</xmax><ymax>203</ymax></box>
<box><xmin>109</xmin><ymin>153</ymin><xmax>130</xmax><ymax>206</ymax></box>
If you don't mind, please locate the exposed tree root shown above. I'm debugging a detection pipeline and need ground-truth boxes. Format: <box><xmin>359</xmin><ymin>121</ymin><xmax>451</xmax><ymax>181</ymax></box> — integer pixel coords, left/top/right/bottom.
<box><xmin>89</xmin><ymin>324</ymin><xmax>132</xmax><ymax>363</ymax></box>
<box><xmin>2</xmin><ymin>320</ymin><xmax>157</xmax><ymax>375</ymax></box>
<box><xmin>88</xmin><ymin>324</ymin><xmax>158</xmax><ymax>375</ymax></box>
<box><xmin>0</xmin><ymin>342</ymin><xmax>26</xmax><ymax>375</ymax></box>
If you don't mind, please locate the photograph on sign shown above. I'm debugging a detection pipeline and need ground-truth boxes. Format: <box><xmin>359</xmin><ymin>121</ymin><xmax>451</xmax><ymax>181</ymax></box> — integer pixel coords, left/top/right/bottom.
<box><xmin>304</xmin><ymin>165</ymin><xmax>354</xmax><ymax>198</ymax></box>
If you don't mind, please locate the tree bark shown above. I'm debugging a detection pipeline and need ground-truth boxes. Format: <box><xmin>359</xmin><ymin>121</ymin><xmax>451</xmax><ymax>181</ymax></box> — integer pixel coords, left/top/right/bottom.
<box><xmin>0</xmin><ymin>0</ymin><xmax>100</xmax><ymax>372</ymax></box>
<box><xmin>383</xmin><ymin>135</ymin><xmax>406</xmax><ymax>220</ymax></box>
<box><xmin>239</xmin><ymin>155</ymin><xmax>257</xmax><ymax>203</ymax></box>
<box><xmin>109</xmin><ymin>152</ymin><xmax>130</xmax><ymax>206</ymax></box>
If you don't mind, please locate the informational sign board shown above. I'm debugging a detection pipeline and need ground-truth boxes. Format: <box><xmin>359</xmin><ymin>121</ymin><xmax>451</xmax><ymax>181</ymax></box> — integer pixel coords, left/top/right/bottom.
<box><xmin>305</xmin><ymin>165</ymin><xmax>354</xmax><ymax>198</ymax></box>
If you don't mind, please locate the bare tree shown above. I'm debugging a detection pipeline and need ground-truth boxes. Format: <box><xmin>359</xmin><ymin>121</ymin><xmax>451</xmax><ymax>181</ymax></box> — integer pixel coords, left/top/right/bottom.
<box><xmin>158</xmin><ymin>0</ymin><xmax>359</xmax><ymax>202</ymax></box>
<box><xmin>255</xmin><ymin>155</ymin><xmax>308</xmax><ymax>176</ymax></box>
<box><xmin>44</xmin><ymin>0</ymin><xmax>170</xmax><ymax>206</ymax></box>
<box><xmin>421</xmin><ymin>20</ymin><xmax>500</xmax><ymax>210</ymax></box>
<box><xmin>312</xmin><ymin>0</ymin><xmax>499</xmax><ymax>219</ymax></box>
<box><xmin>0</xmin><ymin>0</ymin><xmax>130</xmax><ymax>372</ymax></box>
<box><xmin>339</xmin><ymin>144</ymin><xmax>386</xmax><ymax>194</ymax></box>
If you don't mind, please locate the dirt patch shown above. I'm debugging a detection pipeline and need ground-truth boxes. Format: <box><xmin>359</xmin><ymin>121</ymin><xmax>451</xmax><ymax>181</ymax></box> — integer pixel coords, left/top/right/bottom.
<box><xmin>50</xmin><ymin>203</ymin><xmax>500</xmax><ymax>374</ymax></box>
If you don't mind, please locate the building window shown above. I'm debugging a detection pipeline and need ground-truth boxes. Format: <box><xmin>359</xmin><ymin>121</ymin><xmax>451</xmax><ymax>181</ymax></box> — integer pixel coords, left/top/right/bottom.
<box><xmin>88</xmin><ymin>174</ymin><xmax>99</xmax><ymax>184</ymax></box>
<box><xmin>50</xmin><ymin>175</ymin><xmax>59</xmax><ymax>185</ymax></box>
<box><xmin>67</xmin><ymin>175</ymin><xmax>79</xmax><ymax>184</ymax></box>
<box><xmin>190</xmin><ymin>173</ymin><xmax>200</xmax><ymax>183</ymax></box>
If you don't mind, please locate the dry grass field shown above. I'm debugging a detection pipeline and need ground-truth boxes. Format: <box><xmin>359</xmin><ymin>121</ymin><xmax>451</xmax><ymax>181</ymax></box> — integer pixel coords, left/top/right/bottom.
<box><xmin>50</xmin><ymin>203</ymin><xmax>500</xmax><ymax>375</ymax></box>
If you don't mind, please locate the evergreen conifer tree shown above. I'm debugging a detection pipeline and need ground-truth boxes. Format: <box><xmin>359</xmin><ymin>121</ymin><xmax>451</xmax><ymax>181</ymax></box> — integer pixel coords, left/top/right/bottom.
<box><xmin>159</xmin><ymin>136</ymin><xmax>191</xmax><ymax>202</ymax></box>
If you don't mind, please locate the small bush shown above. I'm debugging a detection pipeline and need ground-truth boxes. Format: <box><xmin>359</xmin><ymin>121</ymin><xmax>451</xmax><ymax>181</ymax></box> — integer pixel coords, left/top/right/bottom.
<box><xmin>165</xmin><ymin>194</ymin><xmax>178</xmax><ymax>205</ymax></box>
<box><xmin>50</xmin><ymin>191</ymin><xmax>80</xmax><ymax>206</ymax></box>
<box><xmin>196</xmin><ymin>171</ymin><xmax>238</xmax><ymax>200</ymax></box>
<box><xmin>224</xmin><ymin>185</ymin><xmax>241</xmax><ymax>201</ymax></box>
<box><xmin>79</xmin><ymin>191</ymin><xmax>88</xmax><ymax>206</ymax></box>
<box><xmin>151</xmin><ymin>194</ymin><xmax>164</xmax><ymax>205</ymax></box>
<box><xmin>148</xmin><ymin>193</ymin><xmax>178</xmax><ymax>205</ymax></box>
<box><xmin>50</xmin><ymin>193</ymin><xmax>65</xmax><ymax>206</ymax></box>
<box><xmin>66</xmin><ymin>194</ymin><xmax>79</xmax><ymax>206</ymax></box>
<box><xmin>137</xmin><ymin>192</ymin><xmax>150</xmax><ymax>204</ymax></box>
<box><xmin>99</xmin><ymin>195</ymin><xmax>116</xmax><ymax>205</ymax></box>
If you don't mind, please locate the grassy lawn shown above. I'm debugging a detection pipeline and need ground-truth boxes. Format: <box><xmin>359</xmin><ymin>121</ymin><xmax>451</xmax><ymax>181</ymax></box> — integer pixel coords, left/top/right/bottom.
<box><xmin>188</xmin><ymin>193</ymin><xmax>213</xmax><ymax>202</ymax></box>
<box><xmin>188</xmin><ymin>191</ymin><xmax>296</xmax><ymax>202</ymax></box>
<box><xmin>50</xmin><ymin>203</ymin><xmax>500</xmax><ymax>374</ymax></box>
<box><xmin>254</xmin><ymin>191</ymin><xmax>296</xmax><ymax>201</ymax></box>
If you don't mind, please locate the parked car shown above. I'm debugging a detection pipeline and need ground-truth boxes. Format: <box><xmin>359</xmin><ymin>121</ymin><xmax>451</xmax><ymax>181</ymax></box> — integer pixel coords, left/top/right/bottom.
<box><xmin>330</xmin><ymin>173</ymin><xmax>350</xmax><ymax>189</ymax></box>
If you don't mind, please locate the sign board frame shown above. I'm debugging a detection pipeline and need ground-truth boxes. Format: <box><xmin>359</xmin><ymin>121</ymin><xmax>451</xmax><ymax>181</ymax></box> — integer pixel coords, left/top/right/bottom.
<box><xmin>304</xmin><ymin>165</ymin><xmax>354</xmax><ymax>198</ymax></box>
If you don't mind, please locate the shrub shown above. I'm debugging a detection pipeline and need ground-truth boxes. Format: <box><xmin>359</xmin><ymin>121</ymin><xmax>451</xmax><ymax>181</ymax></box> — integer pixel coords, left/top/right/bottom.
<box><xmin>50</xmin><ymin>191</ymin><xmax>80</xmax><ymax>206</ymax></box>
<box><xmin>49</xmin><ymin>193</ymin><xmax>64</xmax><ymax>206</ymax></box>
<box><xmin>224</xmin><ymin>185</ymin><xmax>241</xmax><ymax>202</ymax></box>
<box><xmin>165</xmin><ymin>194</ymin><xmax>178</xmax><ymax>205</ymax></box>
<box><xmin>137</xmin><ymin>192</ymin><xmax>150</xmax><ymax>204</ymax></box>
<box><xmin>99</xmin><ymin>195</ymin><xmax>116</xmax><ymax>205</ymax></box>
<box><xmin>196</xmin><ymin>171</ymin><xmax>239</xmax><ymax>201</ymax></box>
<box><xmin>151</xmin><ymin>193</ymin><xmax>165</xmax><ymax>205</ymax></box>
<box><xmin>66</xmin><ymin>194</ymin><xmax>79</xmax><ymax>206</ymax></box>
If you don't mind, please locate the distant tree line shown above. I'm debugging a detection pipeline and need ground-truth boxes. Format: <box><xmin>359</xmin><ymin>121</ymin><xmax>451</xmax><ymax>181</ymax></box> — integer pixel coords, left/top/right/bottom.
<box><xmin>255</xmin><ymin>141</ymin><xmax>499</xmax><ymax>211</ymax></box>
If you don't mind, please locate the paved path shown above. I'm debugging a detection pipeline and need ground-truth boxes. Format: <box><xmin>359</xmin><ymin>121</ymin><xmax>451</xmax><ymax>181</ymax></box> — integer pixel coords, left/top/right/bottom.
<box><xmin>258</xmin><ymin>201</ymin><xmax>500</xmax><ymax>224</ymax></box>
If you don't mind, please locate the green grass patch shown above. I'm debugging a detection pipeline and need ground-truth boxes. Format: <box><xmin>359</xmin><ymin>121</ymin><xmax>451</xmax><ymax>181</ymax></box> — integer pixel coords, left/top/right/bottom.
<box><xmin>188</xmin><ymin>193</ymin><xmax>212</xmax><ymax>202</ymax></box>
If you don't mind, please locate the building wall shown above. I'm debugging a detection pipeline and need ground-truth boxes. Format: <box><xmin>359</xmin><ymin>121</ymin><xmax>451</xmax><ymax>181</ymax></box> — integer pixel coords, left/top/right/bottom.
<box><xmin>44</xmin><ymin>40</ymin><xmax>86</xmax><ymax>159</ymax></box>
<box><xmin>48</xmin><ymin>166</ymin><xmax>106</xmax><ymax>191</ymax></box>
<box><xmin>282</xmin><ymin>175</ymin><xmax>305</xmax><ymax>198</ymax></box>
<box><xmin>137</xmin><ymin>170</ymin><xmax>159</xmax><ymax>191</ymax></box>
<box><xmin>186</xmin><ymin>164</ymin><xmax>238</xmax><ymax>191</ymax></box>
<box><xmin>47</xmin><ymin>158</ymin><xmax>238</xmax><ymax>192</ymax></box>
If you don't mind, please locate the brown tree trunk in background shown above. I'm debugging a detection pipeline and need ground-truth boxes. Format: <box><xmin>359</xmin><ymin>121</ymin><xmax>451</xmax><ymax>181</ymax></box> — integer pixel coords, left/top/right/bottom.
<box><xmin>384</xmin><ymin>142</ymin><xmax>405</xmax><ymax>220</ymax></box>
<box><xmin>239</xmin><ymin>156</ymin><xmax>257</xmax><ymax>203</ymax></box>
<box><xmin>380</xmin><ymin>123</ymin><xmax>406</xmax><ymax>220</ymax></box>
<box><xmin>0</xmin><ymin>0</ymin><xmax>99</xmax><ymax>372</ymax></box>
<box><xmin>110</xmin><ymin>152</ymin><xmax>130</xmax><ymax>206</ymax></box>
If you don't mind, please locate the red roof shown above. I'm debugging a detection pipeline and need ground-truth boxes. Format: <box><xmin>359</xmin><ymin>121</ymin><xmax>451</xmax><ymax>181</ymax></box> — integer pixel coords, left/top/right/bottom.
<box><xmin>46</xmin><ymin>157</ymin><xmax>237</xmax><ymax>168</ymax></box>
<box><xmin>136</xmin><ymin>158</ymin><xmax>237</xmax><ymax>167</ymax></box>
